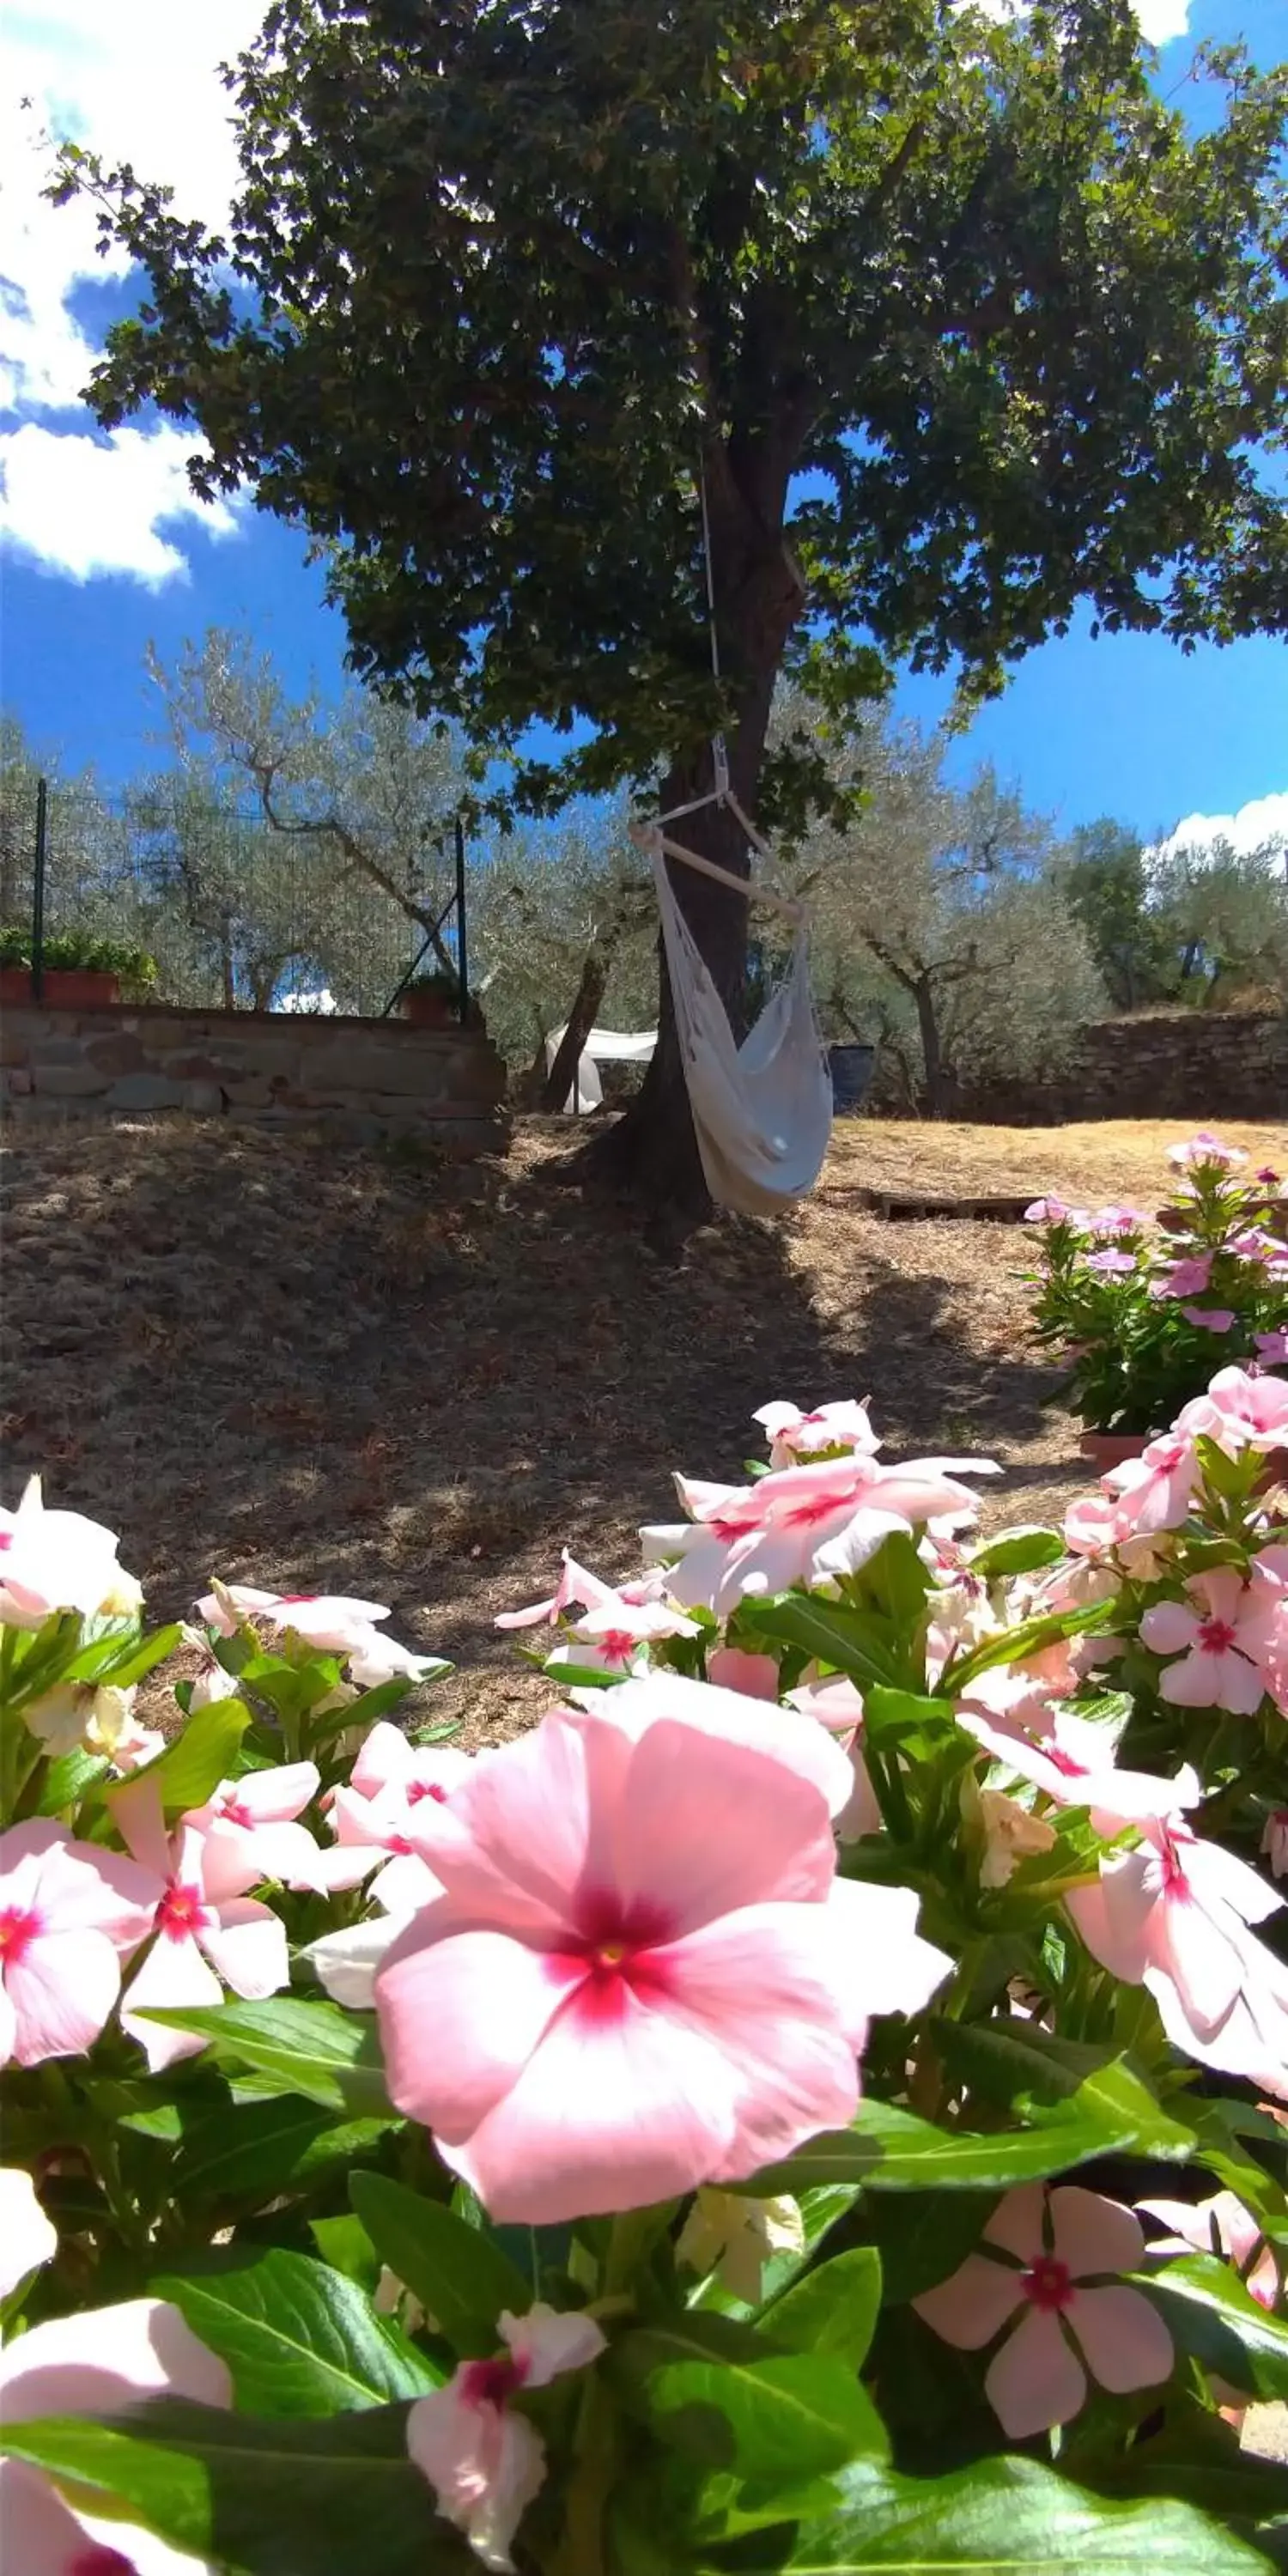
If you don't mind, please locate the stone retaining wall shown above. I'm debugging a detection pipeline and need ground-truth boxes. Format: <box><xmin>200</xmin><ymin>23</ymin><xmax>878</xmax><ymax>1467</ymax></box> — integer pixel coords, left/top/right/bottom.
<box><xmin>880</xmin><ymin>1010</ymin><xmax>1287</xmax><ymax>1124</ymax></box>
<box><xmin>0</xmin><ymin>999</ymin><xmax>508</xmax><ymax>1153</ymax></box>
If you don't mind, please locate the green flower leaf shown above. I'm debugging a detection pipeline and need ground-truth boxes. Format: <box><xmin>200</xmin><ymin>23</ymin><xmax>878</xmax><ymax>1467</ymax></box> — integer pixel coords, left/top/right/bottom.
<box><xmin>150</xmin><ymin>2247</ymin><xmax>440</xmax><ymax>2415</ymax></box>
<box><xmin>136</xmin><ymin>1995</ymin><xmax>395</xmax><ymax>2117</ymax></box>
<box><xmin>349</xmin><ymin>2175</ymin><xmax>532</xmax><ymax>2357</ymax></box>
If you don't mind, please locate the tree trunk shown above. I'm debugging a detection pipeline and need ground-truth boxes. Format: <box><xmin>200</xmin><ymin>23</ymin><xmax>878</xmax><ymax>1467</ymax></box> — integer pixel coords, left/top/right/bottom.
<box><xmin>541</xmin><ymin>951</ymin><xmax>609</xmax><ymax>1111</ymax></box>
<box><xmin>914</xmin><ymin>976</ymin><xmax>947</xmax><ymax>1117</ymax></box>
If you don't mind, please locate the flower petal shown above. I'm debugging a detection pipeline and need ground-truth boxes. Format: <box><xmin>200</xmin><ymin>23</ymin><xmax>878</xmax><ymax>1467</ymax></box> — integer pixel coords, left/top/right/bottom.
<box><xmin>0</xmin><ymin>2168</ymin><xmax>57</xmax><ymax>2296</ymax></box>
<box><xmin>985</xmin><ymin>2306</ymin><xmax>1087</xmax><ymax>2439</ymax></box>
<box><xmin>822</xmin><ymin>1880</ymin><xmax>951</xmax><ymax>2035</ymax></box>
<box><xmin>198</xmin><ymin>1902</ymin><xmax>290</xmax><ymax>2002</ymax></box>
<box><xmin>378</xmin><ymin>1923</ymin><xmax>586</xmax><ymax>2140</ymax></box>
<box><xmin>914</xmin><ymin>2253</ymin><xmax>1024</xmax><ymax>2352</ymax></box>
<box><xmin>654</xmin><ymin>1905</ymin><xmax>861</xmax><ymax>2178</ymax></box>
<box><xmin>981</xmin><ymin>2181</ymin><xmax>1048</xmax><ymax>2265</ymax></box>
<box><xmin>5</xmin><ymin>1929</ymin><xmax>121</xmax><ymax>2066</ymax></box>
<box><xmin>1069</xmin><ymin>2282</ymin><xmax>1174</xmax><ymax>2393</ymax></box>
<box><xmin>405</xmin><ymin>1711</ymin><xmax>627</xmax><ymax>1935</ymax></box>
<box><xmin>1048</xmin><ymin>2187</ymin><xmax>1145</xmax><ymax>2280</ymax></box>
<box><xmin>607</xmin><ymin>1717</ymin><xmax>838</xmax><ymax>1929</ymax></box>
<box><xmin>121</xmin><ymin>1928</ymin><xmax>224</xmax><ymax>2069</ymax></box>
<box><xmin>307</xmin><ymin>1917</ymin><xmax>404</xmax><ymax>2010</ymax></box>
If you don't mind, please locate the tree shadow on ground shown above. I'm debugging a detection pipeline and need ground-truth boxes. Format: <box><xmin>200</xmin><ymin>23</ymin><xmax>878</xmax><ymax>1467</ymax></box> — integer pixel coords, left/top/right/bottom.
<box><xmin>0</xmin><ymin>1119</ymin><xmax>1083</xmax><ymax>1741</ymax></box>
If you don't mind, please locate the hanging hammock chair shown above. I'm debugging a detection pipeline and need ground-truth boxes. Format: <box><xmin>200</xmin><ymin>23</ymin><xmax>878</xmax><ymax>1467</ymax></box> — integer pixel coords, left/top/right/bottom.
<box><xmin>629</xmin><ymin>459</ymin><xmax>833</xmax><ymax>1217</ymax></box>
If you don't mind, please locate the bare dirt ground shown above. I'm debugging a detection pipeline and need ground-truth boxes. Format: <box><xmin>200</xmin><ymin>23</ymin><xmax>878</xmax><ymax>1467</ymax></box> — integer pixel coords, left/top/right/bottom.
<box><xmin>3</xmin><ymin>1110</ymin><xmax>1284</xmax><ymax>1742</ymax></box>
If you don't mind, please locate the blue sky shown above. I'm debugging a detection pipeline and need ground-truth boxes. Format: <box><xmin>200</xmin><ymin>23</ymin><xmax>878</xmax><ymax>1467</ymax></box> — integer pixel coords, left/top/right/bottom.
<box><xmin>3</xmin><ymin>0</ymin><xmax>1286</xmax><ymax>858</ymax></box>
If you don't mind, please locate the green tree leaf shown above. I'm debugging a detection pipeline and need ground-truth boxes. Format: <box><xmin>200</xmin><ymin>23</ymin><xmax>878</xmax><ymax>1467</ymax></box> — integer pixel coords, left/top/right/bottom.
<box><xmin>0</xmin><ymin>2399</ymin><xmax>477</xmax><ymax>2576</ymax></box>
<box><xmin>150</xmin><ymin>2247</ymin><xmax>440</xmax><ymax>2415</ymax></box>
<box><xmin>349</xmin><ymin>2175</ymin><xmax>532</xmax><ymax>2358</ymax></box>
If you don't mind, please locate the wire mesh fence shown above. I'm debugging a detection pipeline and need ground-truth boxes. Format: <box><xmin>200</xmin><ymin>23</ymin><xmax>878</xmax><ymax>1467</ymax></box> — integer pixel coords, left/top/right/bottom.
<box><xmin>1</xmin><ymin>777</ymin><xmax>471</xmax><ymax>1018</ymax></box>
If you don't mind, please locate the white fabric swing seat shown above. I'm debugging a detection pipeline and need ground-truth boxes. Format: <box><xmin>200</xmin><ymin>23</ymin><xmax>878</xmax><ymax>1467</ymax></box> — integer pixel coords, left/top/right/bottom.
<box><xmin>649</xmin><ymin>839</ymin><xmax>833</xmax><ymax>1218</ymax></box>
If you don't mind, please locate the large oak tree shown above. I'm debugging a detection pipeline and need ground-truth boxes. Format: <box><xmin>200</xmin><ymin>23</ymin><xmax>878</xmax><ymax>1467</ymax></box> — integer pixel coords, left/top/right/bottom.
<box><xmin>59</xmin><ymin>0</ymin><xmax>1288</xmax><ymax>1208</ymax></box>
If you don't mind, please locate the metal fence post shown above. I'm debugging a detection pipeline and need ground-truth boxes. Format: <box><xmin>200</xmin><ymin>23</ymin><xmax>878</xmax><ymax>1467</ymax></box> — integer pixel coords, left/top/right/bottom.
<box><xmin>454</xmin><ymin>811</ymin><xmax>469</xmax><ymax>1022</ymax></box>
<box><xmin>32</xmin><ymin>778</ymin><xmax>48</xmax><ymax>1002</ymax></box>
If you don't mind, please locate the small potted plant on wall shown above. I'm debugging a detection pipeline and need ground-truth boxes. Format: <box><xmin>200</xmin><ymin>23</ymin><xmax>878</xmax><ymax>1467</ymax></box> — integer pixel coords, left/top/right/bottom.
<box><xmin>398</xmin><ymin>967</ymin><xmax>461</xmax><ymax>1030</ymax></box>
<box><xmin>1024</xmin><ymin>1133</ymin><xmax>1287</xmax><ymax>1474</ymax></box>
<box><xmin>0</xmin><ymin>930</ymin><xmax>159</xmax><ymax>1008</ymax></box>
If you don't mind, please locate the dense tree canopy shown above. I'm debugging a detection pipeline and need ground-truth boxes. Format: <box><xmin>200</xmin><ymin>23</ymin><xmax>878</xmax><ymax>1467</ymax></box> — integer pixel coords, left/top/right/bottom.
<box><xmin>54</xmin><ymin>4</ymin><xmax>1288</xmax><ymax>1200</ymax></box>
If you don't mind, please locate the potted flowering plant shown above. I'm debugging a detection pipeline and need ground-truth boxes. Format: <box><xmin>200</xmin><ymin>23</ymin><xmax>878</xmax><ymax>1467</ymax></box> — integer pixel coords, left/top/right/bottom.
<box><xmin>1</xmin><ymin>1369</ymin><xmax>1286</xmax><ymax>2576</ymax></box>
<box><xmin>399</xmin><ymin>968</ymin><xmax>462</xmax><ymax>1029</ymax></box>
<box><xmin>0</xmin><ymin>927</ymin><xmax>159</xmax><ymax>1007</ymax></box>
<box><xmin>1024</xmin><ymin>1133</ymin><xmax>1287</xmax><ymax>1465</ymax></box>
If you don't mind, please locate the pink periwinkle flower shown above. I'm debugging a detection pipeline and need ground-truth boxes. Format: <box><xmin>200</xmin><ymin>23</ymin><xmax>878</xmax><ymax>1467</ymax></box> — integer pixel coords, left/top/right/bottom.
<box><xmin>1168</xmin><ymin>1133</ymin><xmax>1248</xmax><ymax>1171</ymax></box>
<box><xmin>407</xmin><ymin>2304</ymin><xmax>605</xmax><ymax>2573</ymax></box>
<box><xmin>1177</xmin><ymin>1366</ymin><xmax>1288</xmax><ymax>1455</ymax></box>
<box><xmin>494</xmin><ymin>1554</ymin><xmax>619</xmax><ymax>1631</ymax></box>
<box><xmin>1103</xmin><ymin>1434</ymin><xmax>1201</xmax><ymax>1538</ymax></box>
<box><xmin>197</xmin><ymin>1583</ymin><xmax>439</xmax><ymax>1686</ymax></box>
<box><xmin>1084</xmin><ymin>1248</ymin><xmax>1136</xmax><ymax>1276</ymax></box>
<box><xmin>1255</xmin><ymin>1329</ymin><xmax>1288</xmax><ymax>1367</ymax></box>
<box><xmin>914</xmin><ymin>2183</ymin><xmax>1173</xmax><ymax>2439</ymax></box>
<box><xmin>548</xmin><ymin>1593</ymin><xmax>702</xmax><ymax>1679</ymax></box>
<box><xmin>753</xmin><ymin>1399</ymin><xmax>881</xmax><ymax>1467</ymax></box>
<box><xmin>1256</xmin><ymin>1167</ymin><xmax>1282</xmax><ymax>1186</ymax></box>
<box><xmin>114</xmin><ymin>1780</ymin><xmax>290</xmax><ymax>2070</ymax></box>
<box><xmin>1140</xmin><ymin>2190</ymin><xmax>1279</xmax><ymax>2311</ymax></box>
<box><xmin>324</xmin><ymin>1722</ymin><xmax>472</xmax><ymax>1911</ymax></box>
<box><xmin>1140</xmin><ymin>1568</ymin><xmax>1273</xmax><ymax>1715</ymax></box>
<box><xmin>0</xmin><ymin>2296</ymin><xmax>231</xmax><ymax>2576</ymax></box>
<box><xmin>0</xmin><ymin>1820</ymin><xmax>156</xmax><ymax>2068</ymax></box>
<box><xmin>1089</xmin><ymin>1206</ymin><xmax>1148</xmax><ymax>1236</ymax></box>
<box><xmin>0</xmin><ymin>2166</ymin><xmax>58</xmax><ymax>2297</ymax></box>
<box><xmin>653</xmin><ymin>1450</ymin><xmax>998</xmax><ymax>1616</ymax></box>
<box><xmin>183</xmin><ymin>1761</ymin><xmax>346</xmax><ymax>1897</ymax></box>
<box><xmin>1182</xmin><ymin>1304</ymin><xmax>1236</xmax><ymax>1334</ymax></box>
<box><xmin>1153</xmin><ymin>1253</ymin><xmax>1213</xmax><ymax>1302</ymax></box>
<box><xmin>957</xmin><ymin>1703</ymin><xmax>1198</xmax><ymax>1838</ymax></box>
<box><xmin>784</xmin><ymin>1671</ymin><xmax>882</xmax><ymax>1838</ymax></box>
<box><xmin>0</xmin><ymin>1479</ymin><xmax>142</xmax><ymax>1628</ymax></box>
<box><xmin>1023</xmin><ymin>1198</ymin><xmax>1070</xmax><ymax>1224</ymax></box>
<box><xmin>1068</xmin><ymin>1819</ymin><xmax>1288</xmax><ymax>2101</ymax></box>
<box><xmin>375</xmin><ymin>1698</ymin><xmax>950</xmax><ymax>2221</ymax></box>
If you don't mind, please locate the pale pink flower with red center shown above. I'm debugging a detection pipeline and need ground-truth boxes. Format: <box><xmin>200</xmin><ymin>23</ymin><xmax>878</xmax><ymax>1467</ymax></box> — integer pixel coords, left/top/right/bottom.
<box><xmin>494</xmin><ymin>1555</ymin><xmax>617</xmax><ymax>1631</ymax></box>
<box><xmin>914</xmin><ymin>2183</ymin><xmax>1173</xmax><ymax>2439</ymax></box>
<box><xmin>957</xmin><ymin>1704</ymin><xmax>1199</xmax><ymax>1838</ymax></box>
<box><xmin>1089</xmin><ymin>1206</ymin><xmax>1148</xmax><ymax>1236</ymax></box>
<box><xmin>1103</xmin><ymin>1434</ymin><xmax>1202</xmax><ymax>1537</ymax></box>
<box><xmin>0</xmin><ymin>2296</ymin><xmax>230</xmax><ymax>2576</ymax></box>
<box><xmin>659</xmin><ymin>1452</ymin><xmax>997</xmax><ymax>1615</ymax></box>
<box><xmin>707</xmin><ymin>1647</ymin><xmax>780</xmax><ymax>1698</ymax></box>
<box><xmin>1067</xmin><ymin>1820</ymin><xmax>1288</xmax><ymax>2100</ymax></box>
<box><xmin>0</xmin><ymin>2166</ymin><xmax>57</xmax><ymax>2297</ymax></box>
<box><xmin>114</xmin><ymin>1782</ymin><xmax>290</xmax><ymax>2070</ymax></box>
<box><xmin>548</xmin><ymin>1594</ymin><xmax>701</xmax><ymax>1678</ymax></box>
<box><xmin>184</xmin><ymin>1763</ymin><xmax>338</xmax><ymax>1896</ymax></box>
<box><xmin>752</xmin><ymin>1399</ymin><xmax>880</xmax><ymax>1467</ymax></box>
<box><xmin>1140</xmin><ymin>2190</ymin><xmax>1279</xmax><ymax>2310</ymax></box>
<box><xmin>0</xmin><ymin>1821</ymin><xmax>156</xmax><ymax>2069</ymax></box>
<box><xmin>1084</xmin><ymin>1248</ymin><xmax>1136</xmax><ymax>1276</ymax></box>
<box><xmin>0</xmin><ymin>1479</ymin><xmax>141</xmax><ymax>1629</ymax></box>
<box><xmin>1168</xmin><ymin>1133</ymin><xmax>1247</xmax><ymax>1170</ymax></box>
<box><xmin>1152</xmin><ymin>1253</ymin><xmax>1213</xmax><ymax>1301</ymax></box>
<box><xmin>407</xmin><ymin>2304</ymin><xmax>605</xmax><ymax>2573</ymax></box>
<box><xmin>322</xmin><ymin>1722</ymin><xmax>471</xmax><ymax>1910</ymax></box>
<box><xmin>197</xmin><ymin>1583</ymin><xmax>390</xmax><ymax>1644</ymax></box>
<box><xmin>1177</xmin><ymin>1366</ymin><xmax>1288</xmax><ymax>1455</ymax></box>
<box><xmin>1140</xmin><ymin>1568</ymin><xmax>1273</xmax><ymax>1713</ymax></box>
<box><xmin>1023</xmin><ymin>1198</ymin><xmax>1070</xmax><ymax>1224</ymax></box>
<box><xmin>376</xmin><ymin>1702</ymin><xmax>950</xmax><ymax>2222</ymax></box>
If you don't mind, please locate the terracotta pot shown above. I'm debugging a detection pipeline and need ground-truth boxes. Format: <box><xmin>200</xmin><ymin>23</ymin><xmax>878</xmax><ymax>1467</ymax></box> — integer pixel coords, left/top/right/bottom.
<box><xmin>1259</xmin><ymin>1449</ymin><xmax>1288</xmax><ymax>1496</ymax></box>
<box><xmin>1078</xmin><ymin>1431</ymin><xmax>1150</xmax><ymax>1473</ymax></box>
<box><xmin>399</xmin><ymin>987</ymin><xmax>455</xmax><ymax>1030</ymax></box>
<box><xmin>0</xmin><ymin>966</ymin><xmax>32</xmax><ymax>1004</ymax></box>
<box><xmin>45</xmin><ymin>969</ymin><xmax>120</xmax><ymax>1008</ymax></box>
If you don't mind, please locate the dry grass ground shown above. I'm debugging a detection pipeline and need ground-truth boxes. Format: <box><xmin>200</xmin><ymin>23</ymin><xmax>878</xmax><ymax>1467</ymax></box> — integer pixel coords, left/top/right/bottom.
<box><xmin>2</xmin><ymin>1110</ymin><xmax>1284</xmax><ymax>1741</ymax></box>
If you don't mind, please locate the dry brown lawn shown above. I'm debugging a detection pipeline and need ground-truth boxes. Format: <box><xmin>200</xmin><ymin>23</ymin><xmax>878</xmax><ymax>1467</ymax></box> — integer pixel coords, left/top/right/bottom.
<box><xmin>3</xmin><ymin>1110</ymin><xmax>1285</xmax><ymax>1741</ymax></box>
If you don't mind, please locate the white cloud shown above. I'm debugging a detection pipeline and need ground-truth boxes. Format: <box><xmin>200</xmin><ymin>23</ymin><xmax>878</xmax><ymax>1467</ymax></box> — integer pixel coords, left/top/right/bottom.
<box><xmin>1</xmin><ymin>3</ymin><xmax>263</xmax><ymax>582</ymax></box>
<box><xmin>1133</xmin><ymin>0</ymin><xmax>1193</xmax><ymax>41</ymax></box>
<box><xmin>1151</xmin><ymin>792</ymin><xmax>1288</xmax><ymax>866</ymax></box>
<box><xmin>0</xmin><ymin>419</ymin><xmax>238</xmax><ymax>582</ymax></box>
